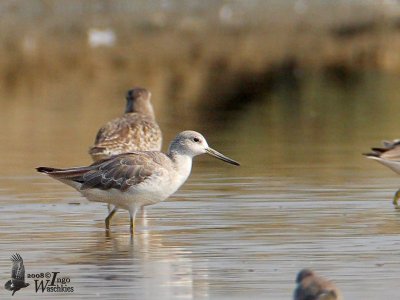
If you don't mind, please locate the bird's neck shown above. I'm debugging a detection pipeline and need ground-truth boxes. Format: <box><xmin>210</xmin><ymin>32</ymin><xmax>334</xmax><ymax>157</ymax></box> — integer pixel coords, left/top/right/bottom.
<box><xmin>125</xmin><ymin>101</ymin><xmax>155</xmax><ymax>119</ymax></box>
<box><xmin>168</xmin><ymin>151</ymin><xmax>193</xmax><ymax>179</ymax></box>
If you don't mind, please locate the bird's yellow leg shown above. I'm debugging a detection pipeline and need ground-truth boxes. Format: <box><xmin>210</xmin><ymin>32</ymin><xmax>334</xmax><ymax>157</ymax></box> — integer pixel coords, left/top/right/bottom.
<box><xmin>130</xmin><ymin>216</ymin><xmax>135</xmax><ymax>234</ymax></box>
<box><xmin>393</xmin><ymin>189</ymin><xmax>400</xmax><ymax>209</ymax></box>
<box><xmin>129</xmin><ymin>207</ymin><xmax>139</xmax><ymax>235</ymax></box>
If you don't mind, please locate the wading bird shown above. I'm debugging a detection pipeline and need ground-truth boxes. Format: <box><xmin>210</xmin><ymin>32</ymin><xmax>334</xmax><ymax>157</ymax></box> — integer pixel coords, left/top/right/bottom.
<box><xmin>37</xmin><ymin>131</ymin><xmax>239</xmax><ymax>234</ymax></box>
<box><xmin>294</xmin><ymin>269</ymin><xmax>342</xmax><ymax>300</ymax></box>
<box><xmin>364</xmin><ymin>140</ymin><xmax>400</xmax><ymax>208</ymax></box>
<box><xmin>89</xmin><ymin>87</ymin><xmax>162</xmax><ymax>213</ymax></box>
<box><xmin>89</xmin><ymin>87</ymin><xmax>162</xmax><ymax>161</ymax></box>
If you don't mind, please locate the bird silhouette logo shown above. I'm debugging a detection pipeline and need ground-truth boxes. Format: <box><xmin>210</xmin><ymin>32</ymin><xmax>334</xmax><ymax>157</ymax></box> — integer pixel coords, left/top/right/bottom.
<box><xmin>4</xmin><ymin>253</ymin><xmax>30</xmax><ymax>296</ymax></box>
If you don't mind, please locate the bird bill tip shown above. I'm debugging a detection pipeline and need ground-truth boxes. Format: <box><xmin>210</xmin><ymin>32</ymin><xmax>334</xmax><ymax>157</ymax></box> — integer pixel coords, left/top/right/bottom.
<box><xmin>205</xmin><ymin>148</ymin><xmax>240</xmax><ymax>166</ymax></box>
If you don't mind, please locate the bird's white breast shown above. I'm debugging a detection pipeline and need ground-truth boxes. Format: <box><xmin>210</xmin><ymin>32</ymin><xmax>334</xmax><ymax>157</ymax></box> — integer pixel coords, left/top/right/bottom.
<box><xmin>80</xmin><ymin>155</ymin><xmax>193</xmax><ymax>209</ymax></box>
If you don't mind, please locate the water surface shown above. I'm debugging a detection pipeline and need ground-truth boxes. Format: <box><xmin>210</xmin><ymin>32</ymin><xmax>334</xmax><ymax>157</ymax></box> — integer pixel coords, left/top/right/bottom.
<box><xmin>1</xmin><ymin>74</ymin><xmax>400</xmax><ymax>299</ymax></box>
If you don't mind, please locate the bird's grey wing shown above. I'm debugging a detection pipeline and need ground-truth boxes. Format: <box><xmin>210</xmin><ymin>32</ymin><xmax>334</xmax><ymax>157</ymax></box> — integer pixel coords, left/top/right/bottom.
<box><xmin>368</xmin><ymin>140</ymin><xmax>400</xmax><ymax>161</ymax></box>
<box><xmin>10</xmin><ymin>254</ymin><xmax>25</xmax><ymax>281</ymax></box>
<box><xmin>81</xmin><ymin>152</ymin><xmax>164</xmax><ymax>191</ymax></box>
<box><xmin>379</xmin><ymin>141</ymin><xmax>400</xmax><ymax>160</ymax></box>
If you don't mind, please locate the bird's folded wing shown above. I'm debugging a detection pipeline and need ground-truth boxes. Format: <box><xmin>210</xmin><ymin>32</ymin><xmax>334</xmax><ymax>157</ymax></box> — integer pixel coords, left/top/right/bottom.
<box><xmin>40</xmin><ymin>153</ymin><xmax>166</xmax><ymax>192</ymax></box>
<box><xmin>93</xmin><ymin>117</ymin><xmax>130</xmax><ymax>145</ymax></box>
<box><xmin>366</xmin><ymin>140</ymin><xmax>400</xmax><ymax>161</ymax></box>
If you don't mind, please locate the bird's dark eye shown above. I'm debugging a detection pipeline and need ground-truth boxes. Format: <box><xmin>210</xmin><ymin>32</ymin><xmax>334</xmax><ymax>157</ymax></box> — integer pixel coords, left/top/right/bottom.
<box><xmin>193</xmin><ymin>137</ymin><xmax>200</xmax><ymax>143</ymax></box>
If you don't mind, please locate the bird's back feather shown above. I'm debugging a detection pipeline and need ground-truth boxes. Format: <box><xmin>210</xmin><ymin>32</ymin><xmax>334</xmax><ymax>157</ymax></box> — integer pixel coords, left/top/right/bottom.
<box><xmin>37</xmin><ymin>152</ymin><xmax>172</xmax><ymax>192</ymax></box>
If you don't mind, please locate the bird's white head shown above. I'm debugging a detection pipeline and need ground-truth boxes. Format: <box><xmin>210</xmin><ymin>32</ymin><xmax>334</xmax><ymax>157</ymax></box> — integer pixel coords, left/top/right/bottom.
<box><xmin>169</xmin><ymin>131</ymin><xmax>240</xmax><ymax>166</ymax></box>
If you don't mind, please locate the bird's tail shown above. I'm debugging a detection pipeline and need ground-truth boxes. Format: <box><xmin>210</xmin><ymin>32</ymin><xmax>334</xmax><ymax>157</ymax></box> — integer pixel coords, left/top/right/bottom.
<box><xmin>36</xmin><ymin>166</ymin><xmax>91</xmax><ymax>181</ymax></box>
<box><xmin>36</xmin><ymin>167</ymin><xmax>62</xmax><ymax>173</ymax></box>
<box><xmin>364</xmin><ymin>156</ymin><xmax>400</xmax><ymax>174</ymax></box>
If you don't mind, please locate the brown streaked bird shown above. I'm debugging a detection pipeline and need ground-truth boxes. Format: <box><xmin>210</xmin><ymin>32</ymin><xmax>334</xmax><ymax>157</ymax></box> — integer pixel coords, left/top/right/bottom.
<box><xmin>294</xmin><ymin>269</ymin><xmax>342</xmax><ymax>300</ymax></box>
<box><xmin>364</xmin><ymin>139</ymin><xmax>400</xmax><ymax>208</ymax></box>
<box><xmin>89</xmin><ymin>87</ymin><xmax>162</xmax><ymax>162</ymax></box>
<box><xmin>37</xmin><ymin>131</ymin><xmax>240</xmax><ymax>234</ymax></box>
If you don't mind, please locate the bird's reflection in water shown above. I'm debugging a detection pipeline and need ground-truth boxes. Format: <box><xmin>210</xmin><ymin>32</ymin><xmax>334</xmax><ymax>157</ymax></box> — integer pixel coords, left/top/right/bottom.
<box><xmin>62</xmin><ymin>212</ymin><xmax>210</xmax><ymax>299</ymax></box>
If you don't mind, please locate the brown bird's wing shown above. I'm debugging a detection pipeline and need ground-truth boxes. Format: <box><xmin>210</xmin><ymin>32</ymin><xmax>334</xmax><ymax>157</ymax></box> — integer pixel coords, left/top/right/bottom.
<box><xmin>10</xmin><ymin>253</ymin><xmax>26</xmax><ymax>281</ymax></box>
<box><xmin>294</xmin><ymin>273</ymin><xmax>341</xmax><ymax>300</ymax></box>
<box><xmin>89</xmin><ymin>114</ymin><xmax>162</xmax><ymax>159</ymax></box>
<box><xmin>93</xmin><ymin>116</ymin><xmax>131</xmax><ymax>145</ymax></box>
<box><xmin>318</xmin><ymin>290</ymin><xmax>338</xmax><ymax>300</ymax></box>
<box><xmin>38</xmin><ymin>152</ymin><xmax>169</xmax><ymax>192</ymax></box>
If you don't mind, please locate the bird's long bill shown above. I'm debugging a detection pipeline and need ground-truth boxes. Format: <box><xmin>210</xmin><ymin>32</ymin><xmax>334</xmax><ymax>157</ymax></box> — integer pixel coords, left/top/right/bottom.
<box><xmin>205</xmin><ymin>147</ymin><xmax>240</xmax><ymax>166</ymax></box>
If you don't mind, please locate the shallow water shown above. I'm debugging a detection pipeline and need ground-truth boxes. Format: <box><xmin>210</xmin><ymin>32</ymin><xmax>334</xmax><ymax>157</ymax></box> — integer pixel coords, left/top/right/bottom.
<box><xmin>1</xmin><ymin>74</ymin><xmax>400</xmax><ymax>299</ymax></box>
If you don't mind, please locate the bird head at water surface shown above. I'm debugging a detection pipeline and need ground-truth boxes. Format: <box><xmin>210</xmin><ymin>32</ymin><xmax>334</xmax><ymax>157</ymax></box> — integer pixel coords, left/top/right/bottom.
<box><xmin>294</xmin><ymin>268</ymin><xmax>342</xmax><ymax>300</ymax></box>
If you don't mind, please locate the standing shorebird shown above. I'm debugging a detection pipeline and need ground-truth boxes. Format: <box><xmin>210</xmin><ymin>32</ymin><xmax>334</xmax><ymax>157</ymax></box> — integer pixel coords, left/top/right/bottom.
<box><xmin>4</xmin><ymin>253</ymin><xmax>30</xmax><ymax>296</ymax></box>
<box><xmin>294</xmin><ymin>269</ymin><xmax>342</xmax><ymax>300</ymax></box>
<box><xmin>37</xmin><ymin>131</ymin><xmax>240</xmax><ymax>233</ymax></box>
<box><xmin>364</xmin><ymin>140</ymin><xmax>400</xmax><ymax>208</ymax></box>
<box><xmin>90</xmin><ymin>87</ymin><xmax>162</xmax><ymax>213</ymax></box>
<box><xmin>89</xmin><ymin>87</ymin><xmax>162</xmax><ymax>162</ymax></box>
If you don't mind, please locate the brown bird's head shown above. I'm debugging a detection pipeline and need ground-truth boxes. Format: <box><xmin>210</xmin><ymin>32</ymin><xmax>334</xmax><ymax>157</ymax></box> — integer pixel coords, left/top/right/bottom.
<box><xmin>296</xmin><ymin>268</ymin><xmax>314</xmax><ymax>283</ymax></box>
<box><xmin>125</xmin><ymin>87</ymin><xmax>155</xmax><ymax>118</ymax></box>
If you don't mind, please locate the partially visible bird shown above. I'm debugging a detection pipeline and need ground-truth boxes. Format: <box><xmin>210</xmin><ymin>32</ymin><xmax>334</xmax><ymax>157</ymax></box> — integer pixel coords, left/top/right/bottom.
<box><xmin>4</xmin><ymin>253</ymin><xmax>30</xmax><ymax>296</ymax></box>
<box><xmin>89</xmin><ymin>87</ymin><xmax>162</xmax><ymax>162</ymax></box>
<box><xmin>364</xmin><ymin>139</ymin><xmax>400</xmax><ymax>207</ymax></box>
<box><xmin>294</xmin><ymin>269</ymin><xmax>342</xmax><ymax>300</ymax></box>
<box><xmin>37</xmin><ymin>131</ymin><xmax>240</xmax><ymax>234</ymax></box>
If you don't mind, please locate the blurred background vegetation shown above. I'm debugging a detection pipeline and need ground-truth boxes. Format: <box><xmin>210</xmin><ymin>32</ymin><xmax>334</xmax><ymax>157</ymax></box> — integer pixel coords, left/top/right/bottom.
<box><xmin>3</xmin><ymin>0</ymin><xmax>400</xmax><ymax>173</ymax></box>
<box><xmin>2</xmin><ymin>0</ymin><xmax>400</xmax><ymax>109</ymax></box>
